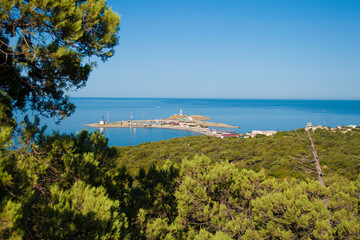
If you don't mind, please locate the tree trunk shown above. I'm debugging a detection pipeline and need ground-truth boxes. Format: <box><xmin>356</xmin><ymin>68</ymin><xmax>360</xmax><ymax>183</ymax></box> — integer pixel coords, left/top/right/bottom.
<box><xmin>305</xmin><ymin>127</ymin><xmax>325</xmax><ymax>186</ymax></box>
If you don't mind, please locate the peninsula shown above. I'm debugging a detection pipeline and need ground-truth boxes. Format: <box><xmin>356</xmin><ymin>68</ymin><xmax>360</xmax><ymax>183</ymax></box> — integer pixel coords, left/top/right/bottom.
<box><xmin>86</xmin><ymin>109</ymin><xmax>240</xmax><ymax>138</ymax></box>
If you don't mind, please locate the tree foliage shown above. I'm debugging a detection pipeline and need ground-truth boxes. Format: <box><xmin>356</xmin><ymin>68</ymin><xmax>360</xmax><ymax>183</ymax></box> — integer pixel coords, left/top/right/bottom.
<box><xmin>136</xmin><ymin>155</ymin><xmax>360</xmax><ymax>239</ymax></box>
<box><xmin>0</xmin><ymin>118</ymin><xmax>130</xmax><ymax>238</ymax></box>
<box><xmin>1</xmin><ymin>118</ymin><xmax>360</xmax><ymax>239</ymax></box>
<box><xmin>114</xmin><ymin>129</ymin><xmax>360</xmax><ymax>180</ymax></box>
<box><xmin>0</xmin><ymin>0</ymin><xmax>120</xmax><ymax>118</ymax></box>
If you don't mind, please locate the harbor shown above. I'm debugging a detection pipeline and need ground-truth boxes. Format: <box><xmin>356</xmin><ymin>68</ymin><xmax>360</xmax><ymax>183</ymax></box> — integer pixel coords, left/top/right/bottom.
<box><xmin>86</xmin><ymin>109</ymin><xmax>242</xmax><ymax>138</ymax></box>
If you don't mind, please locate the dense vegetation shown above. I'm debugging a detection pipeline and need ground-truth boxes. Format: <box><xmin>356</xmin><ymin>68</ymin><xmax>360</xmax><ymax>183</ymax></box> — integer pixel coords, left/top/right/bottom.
<box><xmin>1</xmin><ymin>119</ymin><xmax>360</xmax><ymax>239</ymax></box>
<box><xmin>0</xmin><ymin>0</ymin><xmax>120</xmax><ymax>119</ymax></box>
<box><xmin>114</xmin><ymin>129</ymin><xmax>360</xmax><ymax>180</ymax></box>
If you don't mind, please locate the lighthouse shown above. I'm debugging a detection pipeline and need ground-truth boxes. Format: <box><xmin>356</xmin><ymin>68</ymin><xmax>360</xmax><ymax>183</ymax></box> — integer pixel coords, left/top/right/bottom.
<box><xmin>180</xmin><ymin>108</ymin><xmax>183</xmax><ymax>116</ymax></box>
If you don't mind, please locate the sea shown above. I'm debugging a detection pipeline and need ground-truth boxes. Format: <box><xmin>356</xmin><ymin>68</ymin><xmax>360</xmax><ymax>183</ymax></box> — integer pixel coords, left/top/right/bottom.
<box><xmin>24</xmin><ymin>98</ymin><xmax>360</xmax><ymax>147</ymax></box>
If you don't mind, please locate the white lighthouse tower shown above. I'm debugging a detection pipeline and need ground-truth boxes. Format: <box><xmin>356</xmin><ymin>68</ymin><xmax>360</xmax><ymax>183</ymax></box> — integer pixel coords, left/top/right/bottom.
<box><xmin>180</xmin><ymin>108</ymin><xmax>183</xmax><ymax>116</ymax></box>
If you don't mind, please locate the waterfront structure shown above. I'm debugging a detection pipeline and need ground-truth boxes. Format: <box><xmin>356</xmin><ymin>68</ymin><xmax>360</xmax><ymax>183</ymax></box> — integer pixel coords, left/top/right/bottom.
<box><xmin>250</xmin><ymin>130</ymin><xmax>278</xmax><ymax>138</ymax></box>
<box><xmin>100</xmin><ymin>116</ymin><xmax>105</xmax><ymax>125</ymax></box>
<box><xmin>87</xmin><ymin>111</ymin><xmax>241</xmax><ymax>138</ymax></box>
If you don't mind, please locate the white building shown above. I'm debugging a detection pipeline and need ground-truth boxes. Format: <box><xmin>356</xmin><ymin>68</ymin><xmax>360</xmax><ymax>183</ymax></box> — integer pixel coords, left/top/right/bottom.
<box><xmin>251</xmin><ymin>130</ymin><xmax>277</xmax><ymax>137</ymax></box>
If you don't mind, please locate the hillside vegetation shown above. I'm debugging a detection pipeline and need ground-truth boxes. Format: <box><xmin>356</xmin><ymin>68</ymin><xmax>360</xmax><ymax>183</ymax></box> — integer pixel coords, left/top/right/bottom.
<box><xmin>1</xmin><ymin>122</ymin><xmax>360</xmax><ymax>238</ymax></box>
<box><xmin>114</xmin><ymin>128</ymin><xmax>360</xmax><ymax>180</ymax></box>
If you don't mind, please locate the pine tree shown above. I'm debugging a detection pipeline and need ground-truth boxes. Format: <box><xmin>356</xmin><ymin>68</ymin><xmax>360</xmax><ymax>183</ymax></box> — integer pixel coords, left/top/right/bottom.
<box><xmin>0</xmin><ymin>0</ymin><xmax>120</xmax><ymax>119</ymax></box>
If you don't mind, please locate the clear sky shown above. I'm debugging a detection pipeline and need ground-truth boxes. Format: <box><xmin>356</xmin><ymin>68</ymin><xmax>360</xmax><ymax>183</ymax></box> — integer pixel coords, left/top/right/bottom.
<box><xmin>73</xmin><ymin>0</ymin><xmax>360</xmax><ymax>99</ymax></box>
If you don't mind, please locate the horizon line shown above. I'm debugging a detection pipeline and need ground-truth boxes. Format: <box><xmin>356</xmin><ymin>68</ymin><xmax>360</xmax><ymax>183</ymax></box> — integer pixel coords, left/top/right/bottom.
<box><xmin>69</xmin><ymin>96</ymin><xmax>360</xmax><ymax>101</ymax></box>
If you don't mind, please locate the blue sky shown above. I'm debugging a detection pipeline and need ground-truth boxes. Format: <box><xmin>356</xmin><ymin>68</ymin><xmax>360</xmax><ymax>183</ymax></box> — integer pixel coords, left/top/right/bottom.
<box><xmin>73</xmin><ymin>0</ymin><xmax>360</xmax><ymax>99</ymax></box>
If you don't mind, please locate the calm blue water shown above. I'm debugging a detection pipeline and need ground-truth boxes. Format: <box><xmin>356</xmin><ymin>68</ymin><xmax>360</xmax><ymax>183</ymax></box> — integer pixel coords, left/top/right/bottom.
<box><xmin>23</xmin><ymin>98</ymin><xmax>360</xmax><ymax>146</ymax></box>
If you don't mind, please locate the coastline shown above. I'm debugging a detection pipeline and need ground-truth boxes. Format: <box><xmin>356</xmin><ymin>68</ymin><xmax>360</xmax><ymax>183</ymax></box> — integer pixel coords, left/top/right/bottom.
<box><xmin>85</xmin><ymin>118</ymin><xmax>240</xmax><ymax>137</ymax></box>
<box><xmin>86</xmin><ymin>123</ymin><xmax>210</xmax><ymax>136</ymax></box>
<box><xmin>86</xmin><ymin>120</ymin><xmax>239</xmax><ymax>129</ymax></box>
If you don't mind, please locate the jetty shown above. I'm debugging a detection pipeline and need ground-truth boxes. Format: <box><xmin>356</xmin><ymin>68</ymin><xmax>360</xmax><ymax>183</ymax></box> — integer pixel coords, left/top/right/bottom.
<box><xmin>86</xmin><ymin>109</ymin><xmax>240</xmax><ymax>138</ymax></box>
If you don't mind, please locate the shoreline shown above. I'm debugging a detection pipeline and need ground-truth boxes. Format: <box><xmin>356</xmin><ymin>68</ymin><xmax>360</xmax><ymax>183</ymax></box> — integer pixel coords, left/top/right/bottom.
<box><xmin>85</xmin><ymin>119</ymin><xmax>240</xmax><ymax>137</ymax></box>
<box><xmin>86</xmin><ymin>121</ymin><xmax>239</xmax><ymax>129</ymax></box>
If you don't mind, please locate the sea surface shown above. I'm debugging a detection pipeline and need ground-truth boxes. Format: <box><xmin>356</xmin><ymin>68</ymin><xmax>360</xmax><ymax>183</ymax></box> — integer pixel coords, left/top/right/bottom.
<box><xmin>24</xmin><ymin>98</ymin><xmax>360</xmax><ymax>146</ymax></box>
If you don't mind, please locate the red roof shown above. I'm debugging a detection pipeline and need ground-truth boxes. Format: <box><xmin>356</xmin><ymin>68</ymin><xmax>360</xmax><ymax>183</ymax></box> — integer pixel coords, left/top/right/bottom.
<box><xmin>221</xmin><ymin>134</ymin><xmax>238</xmax><ymax>137</ymax></box>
